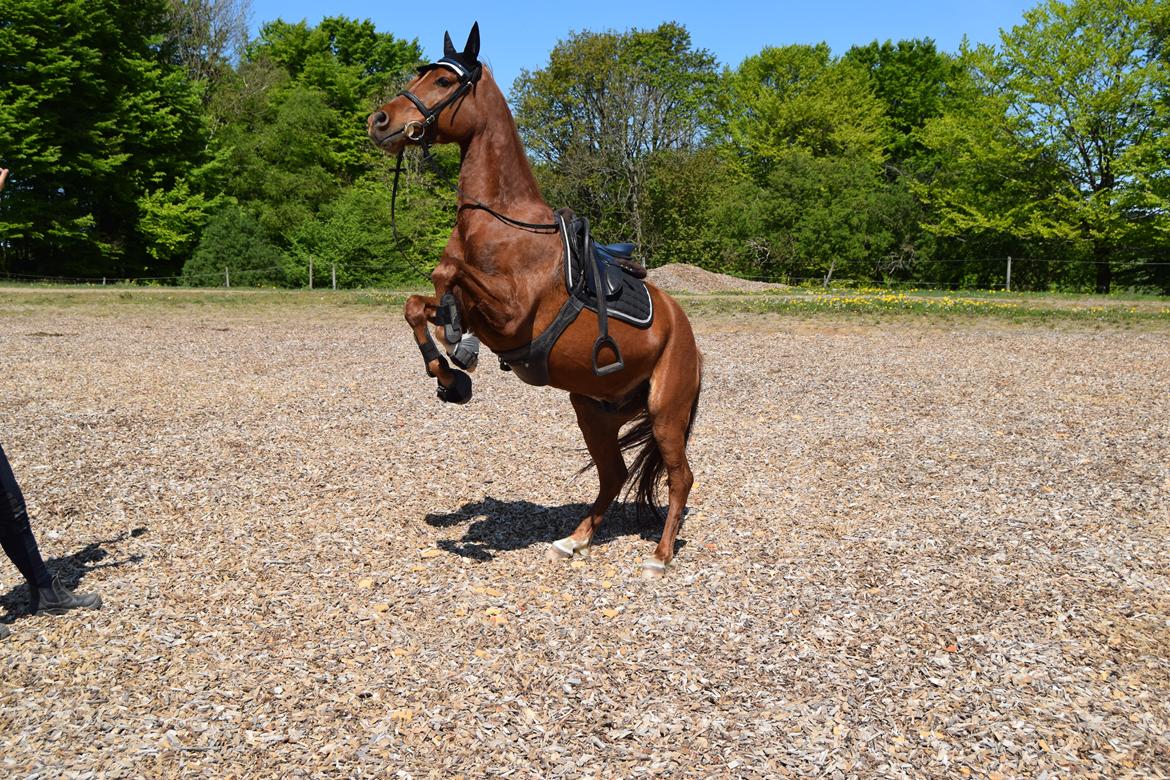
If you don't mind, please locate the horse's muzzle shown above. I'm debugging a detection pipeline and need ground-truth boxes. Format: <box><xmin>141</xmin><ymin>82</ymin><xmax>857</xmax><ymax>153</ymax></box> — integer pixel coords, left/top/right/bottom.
<box><xmin>367</xmin><ymin>118</ymin><xmax>426</xmax><ymax>151</ymax></box>
<box><xmin>367</xmin><ymin>110</ymin><xmax>404</xmax><ymax>150</ymax></box>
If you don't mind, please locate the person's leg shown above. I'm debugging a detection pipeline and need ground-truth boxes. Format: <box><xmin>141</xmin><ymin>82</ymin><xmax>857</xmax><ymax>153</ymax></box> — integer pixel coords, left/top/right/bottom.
<box><xmin>0</xmin><ymin>443</ymin><xmax>101</xmax><ymax>615</ymax></box>
<box><xmin>0</xmin><ymin>443</ymin><xmax>53</xmax><ymax>589</ymax></box>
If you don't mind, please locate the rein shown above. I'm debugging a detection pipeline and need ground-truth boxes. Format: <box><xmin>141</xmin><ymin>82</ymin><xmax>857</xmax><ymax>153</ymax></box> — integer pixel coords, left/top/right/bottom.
<box><xmin>384</xmin><ymin>61</ymin><xmax>557</xmax><ymax>277</ymax></box>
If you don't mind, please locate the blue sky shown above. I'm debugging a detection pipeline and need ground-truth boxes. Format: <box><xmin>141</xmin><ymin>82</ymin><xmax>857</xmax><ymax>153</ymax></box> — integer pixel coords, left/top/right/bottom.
<box><xmin>248</xmin><ymin>0</ymin><xmax>1040</xmax><ymax>93</ymax></box>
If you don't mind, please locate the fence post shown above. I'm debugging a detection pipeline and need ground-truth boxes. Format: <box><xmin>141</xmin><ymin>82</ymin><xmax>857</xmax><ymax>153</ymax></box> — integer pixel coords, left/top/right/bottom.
<box><xmin>224</xmin><ymin>267</ymin><xmax>230</xmax><ymax>288</ymax></box>
<box><xmin>331</xmin><ymin>262</ymin><xmax>336</xmax><ymax>290</ymax></box>
<box><xmin>1006</xmin><ymin>256</ymin><xmax>1012</xmax><ymax>292</ymax></box>
<box><xmin>309</xmin><ymin>255</ymin><xmax>313</xmax><ymax>290</ymax></box>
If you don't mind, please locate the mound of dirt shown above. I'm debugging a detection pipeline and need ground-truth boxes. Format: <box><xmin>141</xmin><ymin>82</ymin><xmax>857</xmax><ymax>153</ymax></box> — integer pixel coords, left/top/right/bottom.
<box><xmin>646</xmin><ymin>262</ymin><xmax>788</xmax><ymax>293</ymax></box>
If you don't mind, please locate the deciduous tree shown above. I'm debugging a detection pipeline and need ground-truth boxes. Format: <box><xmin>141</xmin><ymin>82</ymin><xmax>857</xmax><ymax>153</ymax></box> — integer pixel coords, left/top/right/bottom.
<box><xmin>918</xmin><ymin>0</ymin><xmax>1170</xmax><ymax>292</ymax></box>
<box><xmin>513</xmin><ymin>23</ymin><xmax>718</xmax><ymax>250</ymax></box>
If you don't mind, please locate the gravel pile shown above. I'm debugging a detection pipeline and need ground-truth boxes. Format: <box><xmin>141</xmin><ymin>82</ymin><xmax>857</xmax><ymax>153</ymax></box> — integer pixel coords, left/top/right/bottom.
<box><xmin>647</xmin><ymin>263</ymin><xmax>788</xmax><ymax>293</ymax></box>
<box><xmin>1</xmin><ymin>297</ymin><xmax>1167</xmax><ymax>778</ymax></box>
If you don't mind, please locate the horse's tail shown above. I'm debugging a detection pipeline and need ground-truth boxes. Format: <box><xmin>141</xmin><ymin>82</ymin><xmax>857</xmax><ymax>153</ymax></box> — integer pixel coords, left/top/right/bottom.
<box><xmin>620</xmin><ymin>359</ymin><xmax>703</xmax><ymax>520</ymax></box>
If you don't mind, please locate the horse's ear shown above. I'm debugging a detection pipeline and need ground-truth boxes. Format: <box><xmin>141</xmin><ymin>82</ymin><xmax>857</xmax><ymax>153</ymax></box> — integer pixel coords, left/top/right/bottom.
<box><xmin>443</xmin><ymin>31</ymin><xmax>457</xmax><ymax>58</ymax></box>
<box><xmin>463</xmin><ymin>22</ymin><xmax>480</xmax><ymax>61</ymax></box>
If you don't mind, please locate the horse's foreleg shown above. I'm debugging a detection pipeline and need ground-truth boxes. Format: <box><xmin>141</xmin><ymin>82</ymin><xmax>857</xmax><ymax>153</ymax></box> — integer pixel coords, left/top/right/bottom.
<box><xmin>425</xmin><ymin>262</ymin><xmax>481</xmax><ymax>373</ymax></box>
<box><xmin>548</xmin><ymin>394</ymin><xmax>633</xmax><ymax>561</ymax></box>
<box><xmin>404</xmin><ymin>294</ymin><xmax>472</xmax><ymax>404</ymax></box>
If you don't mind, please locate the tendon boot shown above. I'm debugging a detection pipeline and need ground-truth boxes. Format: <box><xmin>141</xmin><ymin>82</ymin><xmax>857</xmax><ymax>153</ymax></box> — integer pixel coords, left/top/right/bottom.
<box><xmin>31</xmin><ymin>575</ymin><xmax>102</xmax><ymax>616</ymax></box>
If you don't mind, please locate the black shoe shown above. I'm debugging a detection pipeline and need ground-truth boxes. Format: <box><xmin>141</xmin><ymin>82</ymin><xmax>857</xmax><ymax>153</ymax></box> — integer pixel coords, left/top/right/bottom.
<box><xmin>31</xmin><ymin>575</ymin><xmax>102</xmax><ymax>616</ymax></box>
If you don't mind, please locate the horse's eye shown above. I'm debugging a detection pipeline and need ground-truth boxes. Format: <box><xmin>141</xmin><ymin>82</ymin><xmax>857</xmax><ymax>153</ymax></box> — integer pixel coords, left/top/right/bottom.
<box><xmin>436</xmin><ymin>76</ymin><xmax>452</xmax><ymax>87</ymax></box>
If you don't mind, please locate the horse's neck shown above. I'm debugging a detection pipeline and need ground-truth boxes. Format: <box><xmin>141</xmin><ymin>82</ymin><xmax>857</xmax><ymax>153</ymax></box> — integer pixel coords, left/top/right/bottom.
<box><xmin>452</xmin><ymin>79</ymin><xmax>565</xmax><ymax>351</ymax></box>
<box><xmin>457</xmin><ymin>85</ymin><xmax>547</xmax><ymax>217</ymax></box>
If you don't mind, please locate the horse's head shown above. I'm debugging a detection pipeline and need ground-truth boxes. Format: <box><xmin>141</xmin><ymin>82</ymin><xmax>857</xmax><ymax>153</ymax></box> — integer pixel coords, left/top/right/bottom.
<box><xmin>368</xmin><ymin>22</ymin><xmax>485</xmax><ymax>154</ymax></box>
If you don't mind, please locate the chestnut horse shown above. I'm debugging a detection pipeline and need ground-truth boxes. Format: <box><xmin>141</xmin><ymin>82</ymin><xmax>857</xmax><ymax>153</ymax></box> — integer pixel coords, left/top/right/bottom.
<box><xmin>367</xmin><ymin>24</ymin><xmax>702</xmax><ymax>576</ymax></box>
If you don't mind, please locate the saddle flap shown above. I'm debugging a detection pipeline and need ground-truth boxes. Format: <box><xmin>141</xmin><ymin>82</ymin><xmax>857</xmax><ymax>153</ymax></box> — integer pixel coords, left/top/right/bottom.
<box><xmin>585</xmin><ymin>251</ymin><xmax>626</xmax><ymax>300</ymax></box>
<box><xmin>558</xmin><ymin>211</ymin><xmax>653</xmax><ymax>329</ymax></box>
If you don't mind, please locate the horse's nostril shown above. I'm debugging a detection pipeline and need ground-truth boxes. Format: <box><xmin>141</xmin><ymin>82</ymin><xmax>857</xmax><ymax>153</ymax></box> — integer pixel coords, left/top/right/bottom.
<box><xmin>371</xmin><ymin>111</ymin><xmax>389</xmax><ymax>130</ymax></box>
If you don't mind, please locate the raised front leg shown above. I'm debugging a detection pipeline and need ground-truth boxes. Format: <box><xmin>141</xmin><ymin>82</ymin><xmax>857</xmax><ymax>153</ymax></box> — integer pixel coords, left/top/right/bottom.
<box><xmin>404</xmin><ymin>293</ymin><xmax>472</xmax><ymax>404</ymax></box>
<box><xmin>426</xmin><ymin>261</ymin><xmax>481</xmax><ymax>373</ymax></box>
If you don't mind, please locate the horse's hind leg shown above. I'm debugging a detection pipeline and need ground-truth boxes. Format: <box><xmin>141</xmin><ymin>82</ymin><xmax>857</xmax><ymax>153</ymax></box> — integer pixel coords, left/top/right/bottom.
<box><xmin>548</xmin><ymin>394</ymin><xmax>634</xmax><ymax>560</ymax></box>
<box><xmin>642</xmin><ymin>335</ymin><xmax>701</xmax><ymax>577</ymax></box>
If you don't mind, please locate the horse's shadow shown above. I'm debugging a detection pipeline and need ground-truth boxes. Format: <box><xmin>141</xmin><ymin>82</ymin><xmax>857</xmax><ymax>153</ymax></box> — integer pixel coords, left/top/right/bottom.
<box><xmin>425</xmin><ymin>497</ymin><xmax>684</xmax><ymax>561</ymax></box>
<box><xmin>0</xmin><ymin>527</ymin><xmax>147</xmax><ymax>624</ymax></box>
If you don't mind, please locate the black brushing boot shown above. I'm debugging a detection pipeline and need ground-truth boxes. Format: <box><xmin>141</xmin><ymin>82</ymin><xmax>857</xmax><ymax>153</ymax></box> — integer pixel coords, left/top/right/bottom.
<box><xmin>31</xmin><ymin>574</ymin><xmax>102</xmax><ymax>615</ymax></box>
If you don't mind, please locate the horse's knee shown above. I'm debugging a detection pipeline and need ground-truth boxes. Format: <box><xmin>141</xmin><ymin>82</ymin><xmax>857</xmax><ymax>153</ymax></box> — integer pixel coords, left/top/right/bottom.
<box><xmin>431</xmin><ymin>262</ymin><xmax>456</xmax><ymax>289</ymax></box>
<box><xmin>404</xmin><ymin>295</ymin><xmax>429</xmax><ymax>326</ymax></box>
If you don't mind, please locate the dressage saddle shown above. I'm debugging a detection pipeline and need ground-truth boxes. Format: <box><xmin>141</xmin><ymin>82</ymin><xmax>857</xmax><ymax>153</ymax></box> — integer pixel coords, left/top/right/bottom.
<box><xmin>589</xmin><ymin>241</ymin><xmax>646</xmax><ymax>297</ymax></box>
<box><xmin>496</xmin><ymin>209</ymin><xmax>653</xmax><ymax>386</ymax></box>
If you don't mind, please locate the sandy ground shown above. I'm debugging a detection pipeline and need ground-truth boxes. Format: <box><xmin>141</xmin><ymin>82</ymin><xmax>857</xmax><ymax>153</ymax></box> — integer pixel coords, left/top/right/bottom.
<box><xmin>0</xmin><ymin>295</ymin><xmax>1167</xmax><ymax>779</ymax></box>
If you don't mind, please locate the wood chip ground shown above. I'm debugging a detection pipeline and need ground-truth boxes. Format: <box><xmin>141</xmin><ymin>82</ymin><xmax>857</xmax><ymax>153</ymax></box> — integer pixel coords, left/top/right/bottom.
<box><xmin>1</xmin><ymin>293</ymin><xmax>1167</xmax><ymax>778</ymax></box>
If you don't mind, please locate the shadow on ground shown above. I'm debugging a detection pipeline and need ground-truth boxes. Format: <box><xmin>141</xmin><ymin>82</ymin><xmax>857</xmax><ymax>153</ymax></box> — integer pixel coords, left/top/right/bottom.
<box><xmin>424</xmin><ymin>497</ymin><xmax>685</xmax><ymax>562</ymax></box>
<box><xmin>0</xmin><ymin>528</ymin><xmax>147</xmax><ymax>624</ymax></box>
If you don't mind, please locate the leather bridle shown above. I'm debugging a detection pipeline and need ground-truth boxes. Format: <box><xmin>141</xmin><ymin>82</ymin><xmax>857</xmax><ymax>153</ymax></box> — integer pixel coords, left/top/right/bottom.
<box><xmin>386</xmin><ymin>59</ymin><xmax>482</xmax><ymax>149</ymax></box>
<box><xmin>383</xmin><ymin>58</ymin><xmax>557</xmax><ymax>279</ymax></box>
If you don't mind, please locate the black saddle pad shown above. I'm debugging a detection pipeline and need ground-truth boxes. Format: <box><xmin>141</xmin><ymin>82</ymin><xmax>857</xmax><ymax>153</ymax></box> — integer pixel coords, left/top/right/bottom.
<box><xmin>558</xmin><ymin>213</ymin><xmax>653</xmax><ymax>329</ymax></box>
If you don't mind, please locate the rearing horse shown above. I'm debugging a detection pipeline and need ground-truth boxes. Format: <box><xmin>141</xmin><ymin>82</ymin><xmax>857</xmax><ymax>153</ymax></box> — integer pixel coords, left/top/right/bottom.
<box><xmin>367</xmin><ymin>23</ymin><xmax>702</xmax><ymax>576</ymax></box>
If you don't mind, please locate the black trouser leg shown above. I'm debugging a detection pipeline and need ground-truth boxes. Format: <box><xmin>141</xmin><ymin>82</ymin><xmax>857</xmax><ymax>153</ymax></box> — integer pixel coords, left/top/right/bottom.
<box><xmin>0</xmin><ymin>444</ymin><xmax>53</xmax><ymax>589</ymax></box>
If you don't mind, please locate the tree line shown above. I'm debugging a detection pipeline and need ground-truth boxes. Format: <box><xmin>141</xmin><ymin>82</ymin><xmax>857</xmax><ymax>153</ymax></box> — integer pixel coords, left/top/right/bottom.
<box><xmin>0</xmin><ymin>0</ymin><xmax>1167</xmax><ymax>293</ymax></box>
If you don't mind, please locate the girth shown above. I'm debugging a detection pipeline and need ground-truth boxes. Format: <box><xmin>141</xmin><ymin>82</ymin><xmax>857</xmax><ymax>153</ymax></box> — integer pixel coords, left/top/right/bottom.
<box><xmin>496</xmin><ymin>210</ymin><xmax>652</xmax><ymax>386</ymax></box>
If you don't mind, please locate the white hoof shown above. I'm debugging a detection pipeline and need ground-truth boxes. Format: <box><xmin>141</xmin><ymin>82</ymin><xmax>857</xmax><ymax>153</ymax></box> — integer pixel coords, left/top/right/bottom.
<box><xmin>640</xmin><ymin>559</ymin><xmax>667</xmax><ymax>579</ymax></box>
<box><xmin>548</xmin><ymin>536</ymin><xmax>590</xmax><ymax>561</ymax></box>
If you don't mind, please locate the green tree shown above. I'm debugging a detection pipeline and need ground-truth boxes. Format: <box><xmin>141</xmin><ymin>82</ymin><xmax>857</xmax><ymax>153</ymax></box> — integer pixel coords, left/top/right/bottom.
<box><xmin>716</xmin><ymin>44</ymin><xmax>887</xmax><ymax>178</ymax></box>
<box><xmin>713</xmin><ymin>44</ymin><xmax>897</xmax><ymax>282</ymax></box>
<box><xmin>286</xmin><ymin>164</ymin><xmax>453</xmax><ymax>288</ymax></box>
<box><xmin>246</xmin><ymin>17</ymin><xmax>421</xmax><ymax>178</ymax></box>
<box><xmin>843</xmin><ymin>39</ymin><xmax>960</xmax><ymax>167</ymax></box>
<box><xmin>513</xmin><ymin>23</ymin><xmax>718</xmax><ymax>253</ymax></box>
<box><xmin>181</xmin><ymin>202</ymin><xmax>286</xmax><ymax>286</ymax></box>
<box><xmin>203</xmin><ymin>16</ymin><xmax>423</xmax><ymax>279</ymax></box>
<box><xmin>218</xmin><ymin>83</ymin><xmax>342</xmax><ymax>239</ymax></box>
<box><xmin>919</xmin><ymin>0</ymin><xmax>1170</xmax><ymax>292</ymax></box>
<box><xmin>0</xmin><ymin>0</ymin><xmax>209</xmax><ymax>278</ymax></box>
<box><xmin>642</xmin><ymin>148</ymin><xmax>738</xmax><ymax>270</ymax></box>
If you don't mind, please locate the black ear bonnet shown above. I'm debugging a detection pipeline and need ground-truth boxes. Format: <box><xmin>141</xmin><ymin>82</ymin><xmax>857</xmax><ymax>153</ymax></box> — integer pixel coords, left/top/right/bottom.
<box><xmin>419</xmin><ymin>22</ymin><xmax>482</xmax><ymax>83</ymax></box>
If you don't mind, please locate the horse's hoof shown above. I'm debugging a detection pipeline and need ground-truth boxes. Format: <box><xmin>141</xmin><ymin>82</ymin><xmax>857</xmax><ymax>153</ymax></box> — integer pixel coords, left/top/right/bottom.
<box><xmin>548</xmin><ymin>537</ymin><xmax>589</xmax><ymax>561</ymax></box>
<box><xmin>436</xmin><ymin>369</ymin><xmax>472</xmax><ymax>404</ymax></box>
<box><xmin>547</xmin><ymin>544</ymin><xmax>573</xmax><ymax>561</ymax></box>
<box><xmin>640</xmin><ymin>559</ymin><xmax>667</xmax><ymax>579</ymax></box>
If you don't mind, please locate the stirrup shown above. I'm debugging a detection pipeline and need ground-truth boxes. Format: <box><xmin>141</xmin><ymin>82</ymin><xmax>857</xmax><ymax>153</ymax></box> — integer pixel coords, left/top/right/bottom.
<box><xmin>592</xmin><ymin>335</ymin><xmax>624</xmax><ymax>376</ymax></box>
